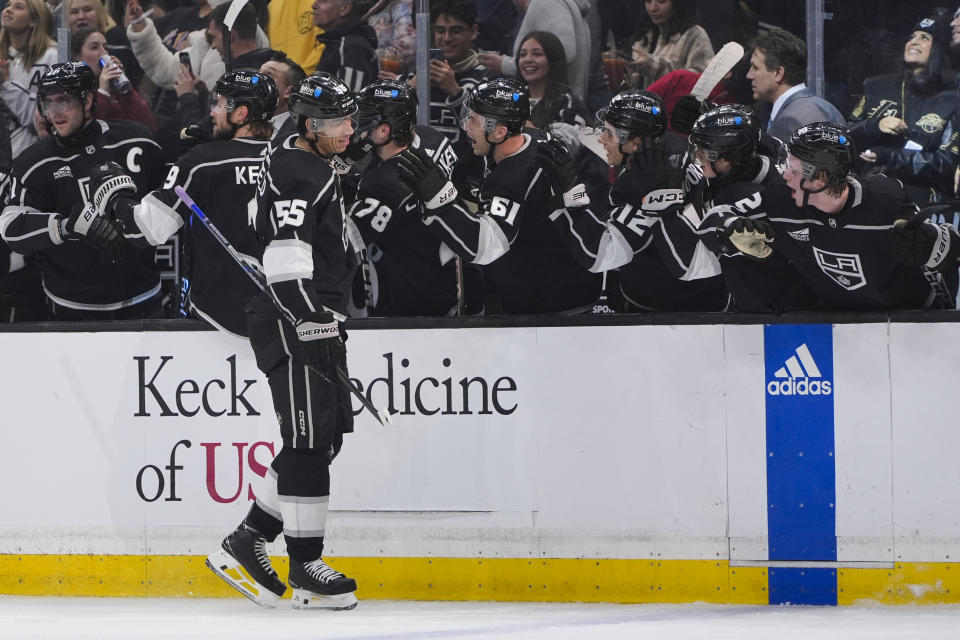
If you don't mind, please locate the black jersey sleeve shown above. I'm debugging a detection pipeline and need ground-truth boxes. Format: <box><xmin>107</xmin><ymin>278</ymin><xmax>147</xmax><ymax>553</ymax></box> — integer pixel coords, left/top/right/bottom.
<box><xmin>421</xmin><ymin>136</ymin><xmax>545</xmax><ymax>265</ymax></box>
<box><xmin>548</xmin><ymin>162</ymin><xmax>675</xmax><ymax>272</ymax></box>
<box><xmin>0</xmin><ymin>146</ymin><xmax>68</xmax><ymax>253</ymax></box>
<box><xmin>115</xmin><ymin>146</ymin><xmax>205</xmax><ymax>247</ymax></box>
<box><xmin>353</xmin><ymin>128</ymin><xmax>458</xmax><ymax>250</ymax></box>
<box><xmin>255</xmin><ymin>153</ymin><xmax>341</xmax><ymax>321</ymax></box>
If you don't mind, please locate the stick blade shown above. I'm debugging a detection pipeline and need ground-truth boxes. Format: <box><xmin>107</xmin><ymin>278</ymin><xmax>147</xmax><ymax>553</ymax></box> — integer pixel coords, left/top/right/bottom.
<box><xmin>690</xmin><ymin>42</ymin><xmax>745</xmax><ymax>102</ymax></box>
<box><xmin>378</xmin><ymin>409</ymin><xmax>395</xmax><ymax>427</ymax></box>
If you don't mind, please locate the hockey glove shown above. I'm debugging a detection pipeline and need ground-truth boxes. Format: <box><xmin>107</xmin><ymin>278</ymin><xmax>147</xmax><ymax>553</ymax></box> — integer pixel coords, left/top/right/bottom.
<box><xmin>545</xmin><ymin>121</ymin><xmax>582</xmax><ymax>154</ymax></box>
<box><xmin>671</xmin><ymin>95</ymin><xmax>716</xmax><ymax>135</ymax></box>
<box><xmin>58</xmin><ymin>202</ymin><xmax>126</xmax><ymax>262</ymax></box>
<box><xmin>670</xmin><ymin>94</ymin><xmax>702</xmax><ymax>135</ymax></box>
<box><xmin>397</xmin><ymin>138</ymin><xmax>457</xmax><ymax>210</ymax></box>
<box><xmin>331</xmin><ymin>133</ymin><xmax>376</xmax><ymax>175</ymax></box>
<box><xmin>295</xmin><ymin>311</ymin><xmax>345</xmax><ymax>378</ymax></box>
<box><xmin>631</xmin><ymin>138</ymin><xmax>684</xmax><ymax>189</ymax></box>
<box><xmin>891</xmin><ymin>217</ymin><xmax>951</xmax><ymax>268</ymax></box>
<box><xmin>723</xmin><ymin>216</ymin><xmax>774</xmax><ymax>260</ymax></box>
<box><xmin>537</xmin><ymin>139</ymin><xmax>589</xmax><ymax>208</ymax></box>
<box><xmin>89</xmin><ymin>161</ymin><xmax>138</xmax><ymax>218</ymax></box>
<box><xmin>640</xmin><ymin>188</ymin><xmax>685</xmax><ymax>216</ymax></box>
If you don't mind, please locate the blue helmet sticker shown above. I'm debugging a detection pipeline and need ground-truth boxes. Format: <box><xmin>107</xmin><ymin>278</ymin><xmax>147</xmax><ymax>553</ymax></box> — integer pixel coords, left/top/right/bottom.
<box><xmin>734</xmin><ymin>116</ymin><xmax>743</xmax><ymax>125</ymax></box>
<box><xmin>652</xmin><ymin>106</ymin><xmax>661</xmax><ymax>115</ymax></box>
<box><xmin>314</xmin><ymin>87</ymin><xmax>323</xmax><ymax>98</ymax></box>
<box><xmin>251</xmin><ymin>76</ymin><xmax>259</xmax><ymax>84</ymax></box>
<box><xmin>838</xmin><ymin>135</ymin><xmax>847</xmax><ymax>144</ymax></box>
<box><xmin>512</xmin><ymin>93</ymin><xmax>520</xmax><ymax>102</ymax></box>
<box><xmin>391</xmin><ymin>89</ymin><xmax>399</xmax><ymax>97</ymax></box>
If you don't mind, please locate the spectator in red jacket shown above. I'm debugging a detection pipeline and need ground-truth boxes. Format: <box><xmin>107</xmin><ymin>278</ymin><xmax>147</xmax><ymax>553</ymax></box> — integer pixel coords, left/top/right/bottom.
<box><xmin>71</xmin><ymin>26</ymin><xmax>156</xmax><ymax>133</ymax></box>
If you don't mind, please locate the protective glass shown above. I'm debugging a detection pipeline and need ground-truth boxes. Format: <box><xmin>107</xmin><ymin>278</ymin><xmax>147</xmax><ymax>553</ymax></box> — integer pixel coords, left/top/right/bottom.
<box><xmin>458</xmin><ymin>105</ymin><xmax>494</xmax><ymax>134</ymax></box>
<box><xmin>690</xmin><ymin>141</ymin><xmax>720</xmax><ymax>162</ymax></box>
<box><xmin>784</xmin><ymin>155</ymin><xmax>818</xmax><ymax>181</ymax></box>
<box><xmin>305</xmin><ymin>114</ymin><xmax>357</xmax><ymax>138</ymax></box>
<box><xmin>40</xmin><ymin>94</ymin><xmax>81</xmax><ymax>117</ymax></box>
<box><xmin>595</xmin><ymin>119</ymin><xmax>628</xmax><ymax>145</ymax></box>
<box><xmin>209</xmin><ymin>93</ymin><xmax>236</xmax><ymax>114</ymax></box>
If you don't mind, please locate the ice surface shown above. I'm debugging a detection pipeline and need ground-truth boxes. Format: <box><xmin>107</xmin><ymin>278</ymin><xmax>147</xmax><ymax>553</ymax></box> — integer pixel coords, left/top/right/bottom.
<box><xmin>1</xmin><ymin>596</ymin><xmax>958</xmax><ymax>640</ymax></box>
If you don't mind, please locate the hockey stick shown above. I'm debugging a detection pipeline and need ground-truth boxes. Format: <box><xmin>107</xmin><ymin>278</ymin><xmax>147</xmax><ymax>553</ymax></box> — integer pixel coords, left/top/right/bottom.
<box><xmin>174</xmin><ymin>186</ymin><xmax>395</xmax><ymax>427</ymax></box>
<box><xmin>690</xmin><ymin>42</ymin><xmax>745</xmax><ymax>102</ymax></box>
<box><xmin>900</xmin><ymin>200</ymin><xmax>960</xmax><ymax>230</ymax></box>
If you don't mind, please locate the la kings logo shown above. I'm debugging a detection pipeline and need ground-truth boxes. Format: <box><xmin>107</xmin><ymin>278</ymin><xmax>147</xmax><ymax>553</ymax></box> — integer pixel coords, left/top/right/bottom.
<box><xmin>813</xmin><ymin>247</ymin><xmax>866</xmax><ymax>290</ymax></box>
<box><xmin>767</xmin><ymin>343</ymin><xmax>832</xmax><ymax>396</ymax></box>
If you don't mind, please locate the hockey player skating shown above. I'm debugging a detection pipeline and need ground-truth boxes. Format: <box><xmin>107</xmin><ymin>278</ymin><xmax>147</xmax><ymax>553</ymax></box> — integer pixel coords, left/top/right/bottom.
<box><xmin>707</xmin><ymin>121</ymin><xmax>959</xmax><ymax>310</ymax></box>
<box><xmin>205</xmin><ymin>72</ymin><xmax>360</xmax><ymax>610</ymax></box>
<box><xmin>92</xmin><ymin>70</ymin><xmax>279</xmax><ymax>337</ymax></box>
<box><xmin>348</xmin><ymin>79</ymin><xmax>482</xmax><ymax>315</ymax></box>
<box><xmin>538</xmin><ymin>89</ymin><xmax>728</xmax><ymax>312</ymax></box>
<box><xmin>396</xmin><ymin>77</ymin><xmax>601</xmax><ymax>314</ymax></box>
<box><xmin>0</xmin><ymin>62</ymin><xmax>165</xmax><ymax>320</ymax></box>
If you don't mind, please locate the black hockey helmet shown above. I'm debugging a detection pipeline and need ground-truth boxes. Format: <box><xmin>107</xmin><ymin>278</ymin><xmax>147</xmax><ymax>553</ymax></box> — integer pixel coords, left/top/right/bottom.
<box><xmin>788</xmin><ymin>121</ymin><xmax>855</xmax><ymax>182</ymax></box>
<box><xmin>462</xmin><ymin>78</ymin><xmax>529</xmax><ymax>135</ymax></box>
<box><xmin>597</xmin><ymin>90</ymin><xmax>666</xmax><ymax>142</ymax></box>
<box><xmin>37</xmin><ymin>62</ymin><xmax>97</xmax><ymax>112</ymax></box>
<box><xmin>288</xmin><ymin>71</ymin><xmax>357</xmax><ymax>121</ymax></box>
<box><xmin>689</xmin><ymin>104</ymin><xmax>761</xmax><ymax>165</ymax></box>
<box><xmin>355</xmin><ymin>79</ymin><xmax>417</xmax><ymax>140</ymax></box>
<box><xmin>212</xmin><ymin>70</ymin><xmax>279</xmax><ymax>123</ymax></box>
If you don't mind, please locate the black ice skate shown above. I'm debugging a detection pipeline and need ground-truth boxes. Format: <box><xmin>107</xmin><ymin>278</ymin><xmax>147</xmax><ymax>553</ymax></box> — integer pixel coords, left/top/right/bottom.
<box><xmin>288</xmin><ymin>557</ymin><xmax>358</xmax><ymax>610</ymax></box>
<box><xmin>206</xmin><ymin>522</ymin><xmax>287</xmax><ymax>608</ymax></box>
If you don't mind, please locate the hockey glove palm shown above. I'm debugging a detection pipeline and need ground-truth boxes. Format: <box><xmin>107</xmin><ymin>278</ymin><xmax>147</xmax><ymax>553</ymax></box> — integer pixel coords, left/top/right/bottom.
<box><xmin>59</xmin><ymin>202</ymin><xmax>126</xmax><ymax>262</ymax></box>
<box><xmin>891</xmin><ymin>217</ymin><xmax>950</xmax><ymax>268</ymax></box>
<box><xmin>670</xmin><ymin>94</ymin><xmax>702</xmax><ymax>135</ymax></box>
<box><xmin>670</xmin><ymin>96</ymin><xmax>717</xmax><ymax>135</ymax></box>
<box><xmin>631</xmin><ymin>138</ymin><xmax>684</xmax><ymax>189</ymax></box>
<box><xmin>537</xmin><ymin>139</ymin><xmax>589</xmax><ymax>208</ymax></box>
<box><xmin>397</xmin><ymin>139</ymin><xmax>457</xmax><ymax>210</ymax></box>
<box><xmin>724</xmin><ymin>216</ymin><xmax>774</xmax><ymax>260</ymax></box>
<box><xmin>295</xmin><ymin>311</ymin><xmax>345</xmax><ymax>378</ymax></box>
<box><xmin>89</xmin><ymin>161</ymin><xmax>138</xmax><ymax>218</ymax></box>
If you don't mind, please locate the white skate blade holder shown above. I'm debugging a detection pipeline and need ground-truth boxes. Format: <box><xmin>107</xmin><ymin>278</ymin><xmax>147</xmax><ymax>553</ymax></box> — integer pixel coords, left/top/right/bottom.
<box><xmin>206</xmin><ymin>549</ymin><xmax>282</xmax><ymax>609</ymax></box>
<box><xmin>291</xmin><ymin>588</ymin><xmax>359</xmax><ymax>611</ymax></box>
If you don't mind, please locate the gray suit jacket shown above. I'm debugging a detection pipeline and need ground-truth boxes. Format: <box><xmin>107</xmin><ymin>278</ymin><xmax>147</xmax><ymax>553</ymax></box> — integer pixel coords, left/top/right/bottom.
<box><xmin>767</xmin><ymin>88</ymin><xmax>845</xmax><ymax>144</ymax></box>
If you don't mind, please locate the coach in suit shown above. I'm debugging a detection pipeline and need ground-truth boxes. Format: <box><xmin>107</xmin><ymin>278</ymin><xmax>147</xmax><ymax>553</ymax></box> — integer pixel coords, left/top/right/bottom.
<box><xmin>747</xmin><ymin>27</ymin><xmax>844</xmax><ymax>144</ymax></box>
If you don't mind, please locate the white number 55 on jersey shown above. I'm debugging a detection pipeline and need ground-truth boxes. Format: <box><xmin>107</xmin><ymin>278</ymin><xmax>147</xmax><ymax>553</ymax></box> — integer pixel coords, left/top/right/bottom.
<box><xmin>275</xmin><ymin>199</ymin><xmax>307</xmax><ymax>227</ymax></box>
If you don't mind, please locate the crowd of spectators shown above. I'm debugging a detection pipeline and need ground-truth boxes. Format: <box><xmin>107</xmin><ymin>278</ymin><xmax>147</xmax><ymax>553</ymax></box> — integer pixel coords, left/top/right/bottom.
<box><xmin>0</xmin><ymin>0</ymin><xmax>959</xmax><ymax>322</ymax></box>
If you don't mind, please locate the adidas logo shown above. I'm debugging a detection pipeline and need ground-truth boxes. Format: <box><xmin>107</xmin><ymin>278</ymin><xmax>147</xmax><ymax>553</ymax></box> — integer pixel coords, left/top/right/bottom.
<box><xmin>787</xmin><ymin>228</ymin><xmax>810</xmax><ymax>242</ymax></box>
<box><xmin>767</xmin><ymin>343</ymin><xmax>832</xmax><ymax>396</ymax></box>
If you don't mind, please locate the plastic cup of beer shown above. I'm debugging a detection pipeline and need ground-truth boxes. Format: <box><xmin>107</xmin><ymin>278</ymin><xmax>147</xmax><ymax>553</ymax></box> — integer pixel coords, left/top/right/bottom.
<box><xmin>379</xmin><ymin>51</ymin><xmax>401</xmax><ymax>75</ymax></box>
<box><xmin>602</xmin><ymin>50</ymin><xmax>625</xmax><ymax>90</ymax></box>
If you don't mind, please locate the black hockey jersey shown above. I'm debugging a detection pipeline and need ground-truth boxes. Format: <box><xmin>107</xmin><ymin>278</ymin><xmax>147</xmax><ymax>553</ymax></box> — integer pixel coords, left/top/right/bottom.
<box><xmin>0</xmin><ymin>119</ymin><xmax>164</xmax><ymax>309</ymax></box>
<box><xmin>550</xmin><ymin>150</ymin><xmax>728</xmax><ymax>312</ymax></box>
<box><xmin>423</xmin><ymin>130</ymin><xmax>601</xmax><ymax>313</ymax></box>
<box><xmin>715</xmin><ymin>175</ymin><xmax>958</xmax><ymax>310</ymax></box>
<box><xmin>350</xmin><ymin>125</ymin><xmax>465</xmax><ymax>315</ymax></box>
<box><xmin>118</xmin><ymin>137</ymin><xmax>269</xmax><ymax>336</ymax></box>
<box><xmin>674</xmin><ymin>154</ymin><xmax>817</xmax><ymax>313</ymax></box>
<box><xmin>252</xmin><ymin>134</ymin><xmax>359</xmax><ymax>321</ymax></box>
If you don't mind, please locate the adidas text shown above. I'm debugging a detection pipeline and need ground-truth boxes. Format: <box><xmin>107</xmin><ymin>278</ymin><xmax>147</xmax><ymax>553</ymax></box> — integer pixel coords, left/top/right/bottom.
<box><xmin>767</xmin><ymin>378</ymin><xmax>832</xmax><ymax>396</ymax></box>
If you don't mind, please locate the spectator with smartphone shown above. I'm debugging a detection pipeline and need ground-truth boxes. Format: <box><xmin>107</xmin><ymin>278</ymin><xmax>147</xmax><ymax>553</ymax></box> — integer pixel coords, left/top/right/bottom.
<box><xmin>405</xmin><ymin>0</ymin><xmax>491</xmax><ymax>196</ymax></box>
<box><xmin>70</xmin><ymin>27</ymin><xmax>156</xmax><ymax>132</ymax></box>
